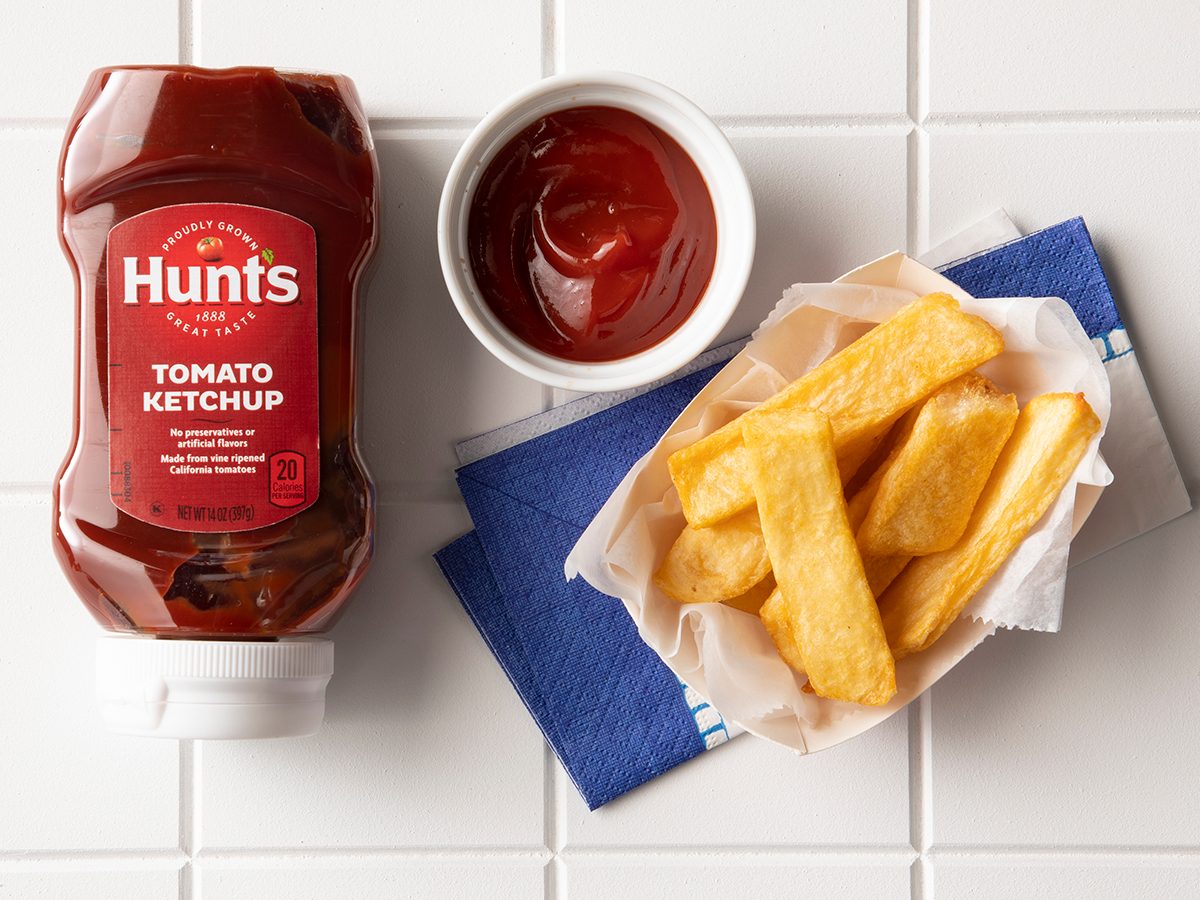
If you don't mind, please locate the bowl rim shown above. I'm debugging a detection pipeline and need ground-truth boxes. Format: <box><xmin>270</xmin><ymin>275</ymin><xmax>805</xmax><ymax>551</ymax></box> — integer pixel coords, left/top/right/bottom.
<box><xmin>437</xmin><ymin>70</ymin><xmax>756</xmax><ymax>392</ymax></box>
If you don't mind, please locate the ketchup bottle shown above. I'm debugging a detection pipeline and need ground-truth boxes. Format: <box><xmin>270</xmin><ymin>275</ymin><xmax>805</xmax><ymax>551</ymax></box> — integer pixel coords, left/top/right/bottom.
<box><xmin>55</xmin><ymin>67</ymin><xmax>378</xmax><ymax>738</ymax></box>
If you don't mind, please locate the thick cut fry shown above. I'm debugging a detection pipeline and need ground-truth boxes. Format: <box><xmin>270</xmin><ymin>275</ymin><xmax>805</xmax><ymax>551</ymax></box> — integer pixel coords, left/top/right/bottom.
<box><xmin>760</xmin><ymin>587</ymin><xmax>806</xmax><ymax>672</ymax></box>
<box><xmin>724</xmin><ymin>573</ymin><xmax>776</xmax><ymax>615</ymax></box>
<box><xmin>845</xmin><ymin>406</ymin><xmax>921</xmax><ymax>530</ymax></box>
<box><xmin>859</xmin><ymin>373</ymin><xmax>1018</xmax><ymax>556</ymax></box>
<box><xmin>878</xmin><ymin>393</ymin><xmax>1100</xmax><ymax>658</ymax></box>
<box><xmin>654</xmin><ymin>507</ymin><xmax>771</xmax><ymax>604</ymax></box>
<box><xmin>845</xmin><ymin>408</ymin><xmax>920</xmax><ymax>595</ymax></box>
<box><xmin>661</xmin><ymin>496</ymin><xmax>899</xmax><ymax>604</ymax></box>
<box><xmin>744</xmin><ymin>409</ymin><xmax>896</xmax><ymax>706</ymax></box>
<box><xmin>843</xmin><ymin>408</ymin><xmax>915</xmax><ymax>498</ymax></box>
<box><xmin>862</xmin><ymin>554</ymin><xmax>909</xmax><ymax>596</ymax></box>
<box><xmin>657</xmin><ymin>392</ymin><xmax>915</xmax><ymax>611</ymax></box>
<box><xmin>669</xmin><ymin>293</ymin><xmax>1004</xmax><ymax>527</ymax></box>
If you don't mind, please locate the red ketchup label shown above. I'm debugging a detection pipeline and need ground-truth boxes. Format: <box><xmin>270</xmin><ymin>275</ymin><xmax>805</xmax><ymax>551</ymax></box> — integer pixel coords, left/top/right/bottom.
<box><xmin>106</xmin><ymin>203</ymin><xmax>319</xmax><ymax>532</ymax></box>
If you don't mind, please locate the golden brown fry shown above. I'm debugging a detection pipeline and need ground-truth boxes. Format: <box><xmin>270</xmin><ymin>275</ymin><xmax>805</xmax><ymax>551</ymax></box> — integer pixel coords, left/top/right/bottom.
<box><xmin>744</xmin><ymin>409</ymin><xmax>896</xmax><ymax>706</ymax></box>
<box><xmin>845</xmin><ymin>407</ymin><xmax>921</xmax><ymax>532</ymax></box>
<box><xmin>668</xmin><ymin>293</ymin><xmax>1005</xmax><ymax>527</ymax></box>
<box><xmin>659</xmin><ymin>499</ymin><xmax>905</xmax><ymax>603</ymax></box>
<box><xmin>842</xmin><ymin>409</ymin><xmax>919</xmax><ymax>596</ymax></box>
<box><xmin>662</xmin><ymin>396</ymin><xmax>909</xmax><ymax>613</ymax></box>
<box><xmin>653</xmin><ymin>507</ymin><xmax>772</xmax><ymax>604</ymax></box>
<box><xmin>859</xmin><ymin>373</ymin><xmax>1019</xmax><ymax>556</ymax></box>
<box><xmin>843</xmin><ymin>408</ymin><xmax>914</xmax><ymax>499</ymax></box>
<box><xmin>759</xmin><ymin>587</ymin><xmax>806</xmax><ymax>672</ymax></box>
<box><xmin>878</xmin><ymin>392</ymin><xmax>1101</xmax><ymax>658</ymax></box>
<box><xmin>723</xmin><ymin>573</ymin><xmax>776</xmax><ymax>615</ymax></box>
<box><xmin>862</xmin><ymin>554</ymin><xmax>909</xmax><ymax>596</ymax></box>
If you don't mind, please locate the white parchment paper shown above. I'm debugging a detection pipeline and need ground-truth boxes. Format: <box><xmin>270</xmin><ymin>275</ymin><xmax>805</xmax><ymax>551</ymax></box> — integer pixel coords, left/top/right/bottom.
<box><xmin>566</xmin><ymin>253</ymin><xmax>1112</xmax><ymax>754</ymax></box>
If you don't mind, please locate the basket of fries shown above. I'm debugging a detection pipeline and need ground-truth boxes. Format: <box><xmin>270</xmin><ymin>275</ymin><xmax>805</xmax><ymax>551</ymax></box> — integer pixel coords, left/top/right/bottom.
<box><xmin>567</xmin><ymin>252</ymin><xmax>1112</xmax><ymax>753</ymax></box>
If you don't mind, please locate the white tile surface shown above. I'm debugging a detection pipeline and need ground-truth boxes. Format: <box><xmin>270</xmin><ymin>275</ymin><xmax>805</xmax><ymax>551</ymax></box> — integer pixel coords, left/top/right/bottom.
<box><xmin>196</xmin><ymin>860</ymin><xmax>544</xmax><ymax>900</ymax></box>
<box><xmin>0</xmin><ymin>868</ymin><xmax>180</xmax><ymax>900</ymax></box>
<box><xmin>563</xmin><ymin>0</ymin><xmax>908</xmax><ymax>117</ymax></box>
<box><xmin>362</xmin><ymin>136</ymin><xmax>545</xmax><ymax>497</ymax></box>
<box><xmin>930</xmin><ymin>2</ymin><xmax>1200</xmax><ymax>115</ymax></box>
<box><xmin>198</xmin><ymin>1</ymin><xmax>541</xmax><ymax>118</ymax></box>
<box><xmin>566</xmin><ymin>859</ymin><xmax>911</xmax><ymax>899</ymax></box>
<box><xmin>196</xmin><ymin>502</ymin><xmax>546</xmax><ymax>850</ymax></box>
<box><xmin>721</xmin><ymin>132</ymin><xmax>909</xmax><ymax>343</ymax></box>
<box><xmin>563</xmin><ymin>712</ymin><xmax>910</xmax><ymax>847</ymax></box>
<box><xmin>931</xmin><ymin>511</ymin><xmax>1200</xmax><ymax>846</ymax></box>
<box><xmin>0</xmin><ymin>131</ymin><xmax>74</xmax><ymax>485</ymax></box>
<box><xmin>0</xmin><ymin>4</ymin><xmax>178</xmax><ymax>119</ymax></box>
<box><xmin>934</xmin><ymin>862</ymin><xmax>1200</xmax><ymax>899</ymax></box>
<box><xmin>0</xmin><ymin>502</ymin><xmax>180</xmax><ymax>851</ymax></box>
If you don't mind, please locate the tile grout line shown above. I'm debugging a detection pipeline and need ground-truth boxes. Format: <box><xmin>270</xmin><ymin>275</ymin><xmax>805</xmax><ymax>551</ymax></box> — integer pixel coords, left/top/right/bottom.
<box><xmin>910</xmin><ymin>693</ymin><xmax>935</xmax><ymax>898</ymax></box>
<box><xmin>924</xmin><ymin>109</ymin><xmax>1200</xmax><ymax>129</ymax></box>
<box><xmin>908</xmin><ymin>0</ymin><xmax>930</xmax><ymax>255</ymax></box>
<box><xmin>176</xmin><ymin>0</ymin><xmax>204</xmax><ymax>65</ymax></box>
<box><xmin>908</xmin><ymin>0</ymin><xmax>932</xmax><ymax>898</ymax></box>
<box><xmin>190</xmin><ymin>846</ymin><xmax>552</xmax><ymax>862</ymax></box>
<box><xmin>561</xmin><ymin>845</ymin><xmax>920</xmax><ymax>861</ymax></box>
<box><xmin>542</xmin><ymin>744</ymin><xmax>555</xmax><ymax>898</ymax></box>
<box><xmin>368</xmin><ymin>117</ymin><xmax>477</xmax><ymax>140</ymax></box>
<box><xmin>10</xmin><ymin>112</ymin><xmax>1200</xmax><ymax>139</ymax></box>
<box><xmin>553</xmin><ymin>0</ymin><xmax>567</xmax><ymax>75</ymax></box>
<box><xmin>0</xmin><ymin>118</ymin><xmax>67</xmax><ymax>132</ymax></box>
<box><xmin>178</xmin><ymin>0</ymin><xmax>192</xmax><ymax>65</ymax></box>
<box><xmin>0</xmin><ymin>850</ymin><xmax>188</xmax><ymax>866</ymax></box>
<box><xmin>178</xmin><ymin>0</ymin><xmax>199</xmax><ymax>890</ymax></box>
<box><xmin>931</xmin><ymin>849</ymin><xmax>1200</xmax><ymax>864</ymax></box>
<box><xmin>178</xmin><ymin>740</ymin><xmax>195</xmax><ymax>900</ymax></box>
<box><xmin>931</xmin><ymin>845</ymin><xmax>1200</xmax><ymax>861</ymax></box>
<box><xmin>8</xmin><ymin>843</ymin><xmax>1200</xmax><ymax>866</ymax></box>
<box><xmin>539</xmin><ymin>7</ymin><xmax>562</xmax><ymax>894</ymax></box>
<box><xmin>553</xmin><ymin>760</ymin><xmax>569</xmax><ymax>897</ymax></box>
<box><xmin>0</xmin><ymin>485</ymin><xmax>50</xmax><ymax>504</ymax></box>
<box><xmin>540</xmin><ymin>0</ymin><xmax>555</xmax><ymax>79</ymax></box>
<box><xmin>542</xmin><ymin>744</ymin><xmax>566</xmax><ymax>900</ymax></box>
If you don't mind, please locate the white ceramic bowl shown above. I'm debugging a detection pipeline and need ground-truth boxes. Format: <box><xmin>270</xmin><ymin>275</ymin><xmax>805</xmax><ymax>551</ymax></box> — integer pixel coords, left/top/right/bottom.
<box><xmin>437</xmin><ymin>71</ymin><xmax>756</xmax><ymax>392</ymax></box>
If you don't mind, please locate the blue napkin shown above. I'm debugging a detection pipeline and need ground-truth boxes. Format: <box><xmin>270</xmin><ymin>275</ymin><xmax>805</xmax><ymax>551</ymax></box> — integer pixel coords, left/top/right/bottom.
<box><xmin>436</xmin><ymin>365</ymin><xmax>732</xmax><ymax>810</ymax></box>
<box><xmin>939</xmin><ymin>217</ymin><xmax>1122</xmax><ymax>350</ymax></box>
<box><xmin>435</xmin><ymin>217</ymin><xmax>1187</xmax><ymax>809</ymax></box>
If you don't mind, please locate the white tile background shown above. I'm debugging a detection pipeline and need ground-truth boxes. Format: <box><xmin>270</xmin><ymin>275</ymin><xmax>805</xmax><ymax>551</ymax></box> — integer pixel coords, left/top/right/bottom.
<box><xmin>1</xmin><ymin>2</ymin><xmax>1197</xmax><ymax>899</ymax></box>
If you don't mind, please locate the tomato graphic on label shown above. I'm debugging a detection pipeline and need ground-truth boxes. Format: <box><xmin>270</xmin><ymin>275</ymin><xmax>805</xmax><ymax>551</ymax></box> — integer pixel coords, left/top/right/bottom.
<box><xmin>196</xmin><ymin>236</ymin><xmax>224</xmax><ymax>261</ymax></box>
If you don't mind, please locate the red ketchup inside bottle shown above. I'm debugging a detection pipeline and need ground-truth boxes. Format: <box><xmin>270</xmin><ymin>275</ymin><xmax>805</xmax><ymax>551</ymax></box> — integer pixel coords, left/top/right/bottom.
<box><xmin>467</xmin><ymin>106</ymin><xmax>717</xmax><ymax>362</ymax></box>
<box><xmin>55</xmin><ymin>66</ymin><xmax>377</xmax><ymax>738</ymax></box>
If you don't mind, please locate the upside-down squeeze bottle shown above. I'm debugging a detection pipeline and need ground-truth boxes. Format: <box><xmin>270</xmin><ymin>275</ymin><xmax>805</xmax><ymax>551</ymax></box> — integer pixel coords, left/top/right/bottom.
<box><xmin>54</xmin><ymin>66</ymin><xmax>378</xmax><ymax>738</ymax></box>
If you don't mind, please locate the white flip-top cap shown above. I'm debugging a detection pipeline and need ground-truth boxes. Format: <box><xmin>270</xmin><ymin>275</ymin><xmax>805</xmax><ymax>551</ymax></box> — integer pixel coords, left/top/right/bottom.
<box><xmin>96</xmin><ymin>635</ymin><xmax>334</xmax><ymax>739</ymax></box>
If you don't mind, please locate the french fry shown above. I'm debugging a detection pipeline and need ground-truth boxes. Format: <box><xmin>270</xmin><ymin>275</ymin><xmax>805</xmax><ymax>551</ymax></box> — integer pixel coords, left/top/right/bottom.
<box><xmin>845</xmin><ymin>407</ymin><xmax>920</xmax><ymax>531</ymax></box>
<box><xmin>660</xmin><ymin>501</ymin><xmax>903</xmax><ymax>604</ymax></box>
<box><xmin>744</xmin><ymin>409</ymin><xmax>895</xmax><ymax>706</ymax></box>
<box><xmin>862</xmin><ymin>554</ymin><xmax>909</xmax><ymax>596</ymax></box>
<box><xmin>878</xmin><ymin>393</ymin><xmax>1100</xmax><ymax>658</ymax></box>
<box><xmin>658</xmin><ymin>401</ymin><xmax>912</xmax><ymax>608</ymax></box>
<box><xmin>654</xmin><ymin>507</ymin><xmax>771</xmax><ymax>604</ymax></box>
<box><xmin>668</xmin><ymin>293</ymin><xmax>1005</xmax><ymax>527</ymax></box>
<box><xmin>724</xmin><ymin>573</ymin><xmax>776</xmax><ymax>615</ymax></box>
<box><xmin>858</xmin><ymin>373</ymin><xmax>1018</xmax><ymax>556</ymax></box>
<box><xmin>844</xmin><ymin>408</ymin><xmax>919</xmax><ymax>596</ymax></box>
<box><xmin>843</xmin><ymin>408</ymin><xmax>915</xmax><ymax>499</ymax></box>
<box><xmin>760</xmin><ymin>587</ymin><xmax>806</xmax><ymax>673</ymax></box>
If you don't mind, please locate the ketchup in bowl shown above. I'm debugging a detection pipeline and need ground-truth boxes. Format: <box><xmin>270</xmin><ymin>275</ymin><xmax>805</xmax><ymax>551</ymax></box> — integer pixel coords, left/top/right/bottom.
<box><xmin>467</xmin><ymin>106</ymin><xmax>717</xmax><ymax>362</ymax></box>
